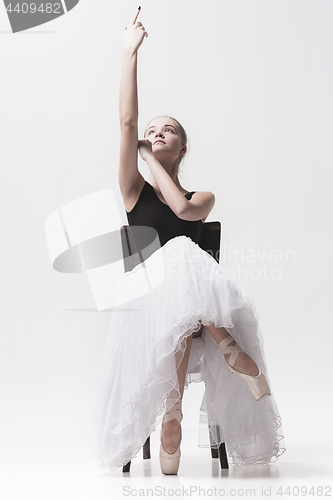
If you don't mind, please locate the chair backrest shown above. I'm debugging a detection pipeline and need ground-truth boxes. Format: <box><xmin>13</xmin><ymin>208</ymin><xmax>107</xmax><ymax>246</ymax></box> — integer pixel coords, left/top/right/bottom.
<box><xmin>197</xmin><ymin>221</ymin><xmax>221</xmax><ymax>264</ymax></box>
<box><xmin>121</xmin><ymin>222</ymin><xmax>221</xmax><ymax>272</ymax></box>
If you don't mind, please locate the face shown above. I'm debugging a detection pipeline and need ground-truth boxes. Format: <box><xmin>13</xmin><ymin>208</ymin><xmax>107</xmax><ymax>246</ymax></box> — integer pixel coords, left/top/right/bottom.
<box><xmin>144</xmin><ymin>117</ymin><xmax>186</xmax><ymax>162</ymax></box>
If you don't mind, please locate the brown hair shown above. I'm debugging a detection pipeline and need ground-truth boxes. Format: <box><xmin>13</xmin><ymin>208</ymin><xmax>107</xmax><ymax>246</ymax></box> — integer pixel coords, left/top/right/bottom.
<box><xmin>144</xmin><ymin>116</ymin><xmax>188</xmax><ymax>171</ymax></box>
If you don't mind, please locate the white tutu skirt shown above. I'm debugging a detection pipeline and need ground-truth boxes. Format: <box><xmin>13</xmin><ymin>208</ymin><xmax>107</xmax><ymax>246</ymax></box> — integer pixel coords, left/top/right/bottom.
<box><xmin>94</xmin><ymin>235</ymin><xmax>285</xmax><ymax>470</ymax></box>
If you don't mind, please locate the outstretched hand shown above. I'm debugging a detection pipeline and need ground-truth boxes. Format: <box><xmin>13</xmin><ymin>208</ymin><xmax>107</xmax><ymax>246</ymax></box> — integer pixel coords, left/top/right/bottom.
<box><xmin>138</xmin><ymin>139</ymin><xmax>153</xmax><ymax>162</ymax></box>
<box><xmin>123</xmin><ymin>7</ymin><xmax>148</xmax><ymax>53</ymax></box>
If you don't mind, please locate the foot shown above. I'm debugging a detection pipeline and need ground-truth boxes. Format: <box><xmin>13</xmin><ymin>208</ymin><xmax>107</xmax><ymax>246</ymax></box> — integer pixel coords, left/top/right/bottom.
<box><xmin>223</xmin><ymin>341</ymin><xmax>259</xmax><ymax>377</ymax></box>
<box><xmin>161</xmin><ymin>419</ymin><xmax>182</xmax><ymax>454</ymax></box>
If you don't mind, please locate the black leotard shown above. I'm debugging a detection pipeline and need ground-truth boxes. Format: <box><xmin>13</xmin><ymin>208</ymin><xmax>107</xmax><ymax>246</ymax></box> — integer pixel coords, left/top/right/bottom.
<box><xmin>126</xmin><ymin>181</ymin><xmax>203</xmax><ymax>247</ymax></box>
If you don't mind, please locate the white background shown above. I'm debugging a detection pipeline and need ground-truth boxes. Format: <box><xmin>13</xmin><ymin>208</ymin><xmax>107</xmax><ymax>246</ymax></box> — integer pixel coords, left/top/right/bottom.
<box><xmin>0</xmin><ymin>1</ymin><xmax>332</xmax><ymax>498</ymax></box>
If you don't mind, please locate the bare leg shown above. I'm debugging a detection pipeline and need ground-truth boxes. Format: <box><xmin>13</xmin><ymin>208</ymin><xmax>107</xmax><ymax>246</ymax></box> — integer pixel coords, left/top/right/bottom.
<box><xmin>162</xmin><ymin>334</ymin><xmax>193</xmax><ymax>453</ymax></box>
<box><xmin>205</xmin><ymin>322</ymin><xmax>259</xmax><ymax>376</ymax></box>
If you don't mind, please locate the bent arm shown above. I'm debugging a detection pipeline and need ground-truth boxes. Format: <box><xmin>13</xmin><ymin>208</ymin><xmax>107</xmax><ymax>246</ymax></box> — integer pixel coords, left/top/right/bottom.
<box><xmin>142</xmin><ymin>148</ymin><xmax>215</xmax><ymax>221</ymax></box>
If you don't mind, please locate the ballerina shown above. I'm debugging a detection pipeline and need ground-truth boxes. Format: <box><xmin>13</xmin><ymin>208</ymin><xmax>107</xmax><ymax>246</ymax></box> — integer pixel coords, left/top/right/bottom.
<box><xmin>94</xmin><ymin>7</ymin><xmax>285</xmax><ymax>475</ymax></box>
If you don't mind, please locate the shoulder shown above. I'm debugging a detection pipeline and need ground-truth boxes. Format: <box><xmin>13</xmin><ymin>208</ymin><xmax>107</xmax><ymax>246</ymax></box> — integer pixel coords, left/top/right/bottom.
<box><xmin>184</xmin><ymin>188</ymin><xmax>214</xmax><ymax>197</ymax></box>
<box><xmin>183</xmin><ymin>190</ymin><xmax>215</xmax><ymax>224</ymax></box>
<box><xmin>190</xmin><ymin>190</ymin><xmax>215</xmax><ymax>204</ymax></box>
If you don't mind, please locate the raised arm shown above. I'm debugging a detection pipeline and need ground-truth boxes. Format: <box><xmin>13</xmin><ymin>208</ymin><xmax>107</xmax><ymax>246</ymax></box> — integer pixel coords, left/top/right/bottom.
<box><xmin>118</xmin><ymin>8</ymin><xmax>148</xmax><ymax>206</ymax></box>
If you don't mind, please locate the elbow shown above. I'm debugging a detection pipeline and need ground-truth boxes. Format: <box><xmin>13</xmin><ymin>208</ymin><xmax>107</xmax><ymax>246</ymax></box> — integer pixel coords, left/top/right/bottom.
<box><xmin>120</xmin><ymin>119</ymin><xmax>137</xmax><ymax>128</ymax></box>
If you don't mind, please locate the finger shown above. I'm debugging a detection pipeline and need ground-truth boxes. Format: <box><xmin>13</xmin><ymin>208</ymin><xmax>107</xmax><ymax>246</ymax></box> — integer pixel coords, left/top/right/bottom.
<box><xmin>131</xmin><ymin>7</ymin><xmax>141</xmax><ymax>26</ymax></box>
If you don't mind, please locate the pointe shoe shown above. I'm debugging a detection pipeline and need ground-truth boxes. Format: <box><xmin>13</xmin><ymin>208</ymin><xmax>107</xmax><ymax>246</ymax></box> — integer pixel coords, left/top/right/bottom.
<box><xmin>218</xmin><ymin>335</ymin><xmax>271</xmax><ymax>401</ymax></box>
<box><xmin>159</xmin><ymin>397</ymin><xmax>183</xmax><ymax>475</ymax></box>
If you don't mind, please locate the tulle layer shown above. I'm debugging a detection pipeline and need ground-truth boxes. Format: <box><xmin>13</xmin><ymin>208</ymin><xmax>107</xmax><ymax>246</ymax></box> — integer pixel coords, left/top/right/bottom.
<box><xmin>93</xmin><ymin>235</ymin><xmax>285</xmax><ymax>470</ymax></box>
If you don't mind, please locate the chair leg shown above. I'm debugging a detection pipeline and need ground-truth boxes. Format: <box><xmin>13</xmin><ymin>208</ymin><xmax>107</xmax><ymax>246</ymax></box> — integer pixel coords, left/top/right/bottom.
<box><xmin>209</xmin><ymin>424</ymin><xmax>229</xmax><ymax>468</ymax></box>
<box><xmin>123</xmin><ymin>430</ymin><xmax>227</xmax><ymax>472</ymax></box>
<box><xmin>122</xmin><ymin>436</ymin><xmax>150</xmax><ymax>473</ymax></box>
<box><xmin>218</xmin><ymin>442</ymin><xmax>229</xmax><ymax>469</ymax></box>
<box><xmin>209</xmin><ymin>424</ymin><xmax>220</xmax><ymax>458</ymax></box>
<box><xmin>122</xmin><ymin>461</ymin><xmax>131</xmax><ymax>473</ymax></box>
<box><xmin>143</xmin><ymin>436</ymin><xmax>151</xmax><ymax>459</ymax></box>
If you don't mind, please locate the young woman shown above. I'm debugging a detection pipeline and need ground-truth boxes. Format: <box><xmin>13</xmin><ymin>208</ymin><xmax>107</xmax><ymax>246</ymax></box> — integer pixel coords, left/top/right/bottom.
<box><xmin>95</xmin><ymin>7</ymin><xmax>285</xmax><ymax>475</ymax></box>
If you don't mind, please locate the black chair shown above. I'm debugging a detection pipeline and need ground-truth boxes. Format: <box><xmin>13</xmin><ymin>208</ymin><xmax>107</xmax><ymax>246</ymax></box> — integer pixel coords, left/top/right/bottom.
<box><xmin>120</xmin><ymin>222</ymin><xmax>228</xmax><ymax>472</ymax></box>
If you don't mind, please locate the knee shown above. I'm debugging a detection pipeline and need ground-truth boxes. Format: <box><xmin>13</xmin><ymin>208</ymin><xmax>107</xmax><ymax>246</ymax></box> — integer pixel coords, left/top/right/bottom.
<box><xmin>192</xmin><ymin>324</ymin><xmax>204</xmax><ymax>338</ymax></box>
